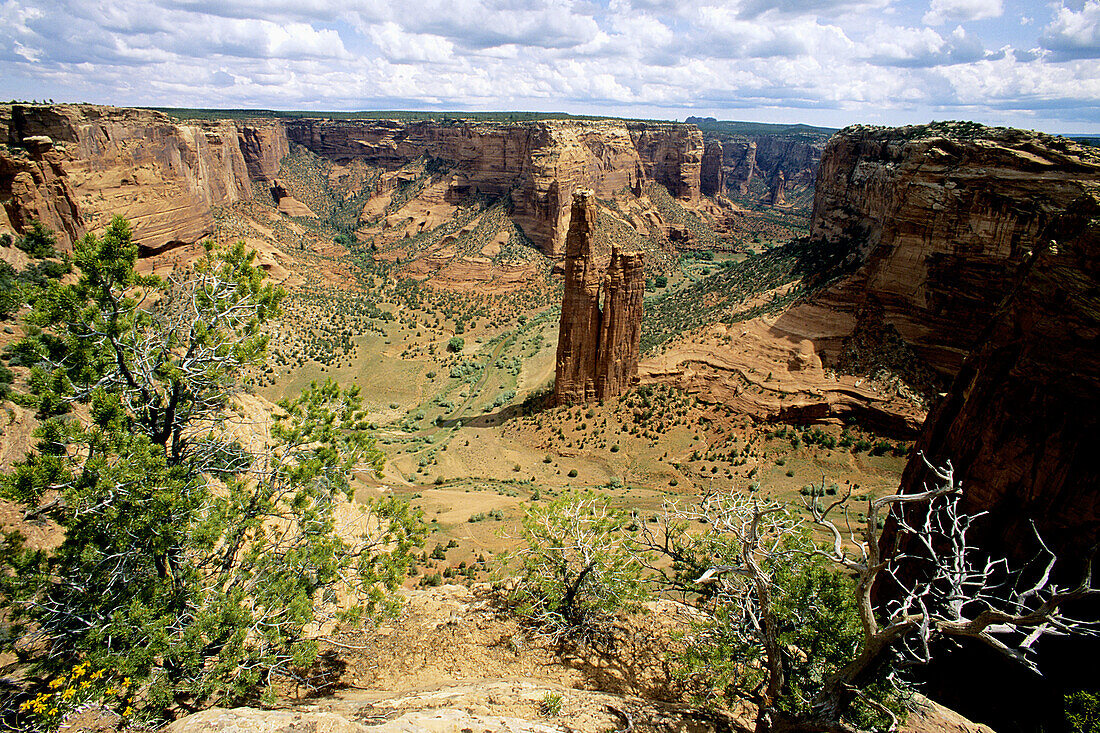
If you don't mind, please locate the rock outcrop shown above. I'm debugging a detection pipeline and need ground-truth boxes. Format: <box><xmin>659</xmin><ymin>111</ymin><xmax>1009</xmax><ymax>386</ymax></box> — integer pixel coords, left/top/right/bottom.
<box><xmin>0</xmin><ymin>105</ymin><xmax>708</xmax><ymax>259</ymax></box>
<box><xmin>3</xmin><ymin>104</ymin><xmax>259</xmax><ymax>251</ymax></box>
<box><xmin>238</xmin><ymin>122</ymin><xmax>289</xmax><ymax>182</ymax></box>
<box><xmin>554</xmin><ymin>191</ymin><xmax>644</xmax><ymax>405</ymax></box>
<box><xmin>0</xmin><ymin>143</ymin><xmax>84</xmax><ymax>247</ymax></box>
<box><xmin>701</xmin><ymin>140</ymin><xmax>725</xmax><ymax>196</ymax></box>
<box><xmin>896</xmin><ymin>192</ymin><xmax>1100</xmax><ymax>561</ymax></box>
<box><xmin>706</xmin><ymin>133</ymin><xmax>823</xmax><ymax>203</ymax></box>
<box><xmin>809</xmin><ymin>122</ymin><xmax>1100</xmax><ymax>378</ymax></box>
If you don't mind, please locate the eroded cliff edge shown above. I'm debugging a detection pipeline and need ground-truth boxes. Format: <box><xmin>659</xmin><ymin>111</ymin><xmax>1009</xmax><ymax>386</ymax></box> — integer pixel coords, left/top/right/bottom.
<box><xmin>896</xmin><ymin>191</ymin><xmax>1100</xmax><ymax>560</ymax></box>
<box><xmin>0</xmin><ymin>105</ymin><xmax>708</xmax><ymax>260</ymax></box>
<box><xmin>808</xmin><ymin>121</ymin><xmax>1100</xmax><ymax>378</ymax></box>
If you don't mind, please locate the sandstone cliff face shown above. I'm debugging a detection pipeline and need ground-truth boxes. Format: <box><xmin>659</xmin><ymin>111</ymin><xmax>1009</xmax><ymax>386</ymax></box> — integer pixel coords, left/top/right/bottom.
<box><xmin>287</xmin><ymin>118</ymin><xmax>701</xmax><ymax>256</ymax></box>
<box><xmin>0</xmin><ymin>143</ymin><xmax>84</xmax><ymax>247</ymax></box>
<box><xmin>700</xmin><ymin>140</ymin><xmax>724</xmax><ymax>196</ymax></box>
<box><xmin>810</xmin><ymin>123</ymin><xmax>1100</xmax><ymax>377</ymax></box>
<box><xmin>896</xmin><ymin>192</ymin><xmax>1100</xmax><ymax>560</ymax></box>
<box><xmin>714</xmin><ymin>134</ymin><xmax>823</xmax><ymax>202</ymax></box>
<box><xmin>238</xmin><ymin>122</ymin><xmax>289</xmax><ymax>182</ymax></box>
<box><xmin>628</xmin><ymin>124</ymin><xmax>702</xmax><ymax>203</ymax></box>
<box><xmin>596</xmin><ymin>247</ymin><xmax>645</xmax><ymax>399</ymax></box>
<box><xmin>554</xmin><ymin>191</ymin><xmax>644</xmax><ymax>405</ymax></box>
<box><xmin>4</xmin><ymin>105</ymin><xmax>259</xmax><ymax>251</ymax></box>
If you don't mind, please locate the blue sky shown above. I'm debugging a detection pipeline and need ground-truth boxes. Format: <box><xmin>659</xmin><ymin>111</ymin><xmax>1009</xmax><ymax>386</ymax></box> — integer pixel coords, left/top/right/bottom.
<box><xmin>2</xmin><ymin>0</ymin><xmax>1098</xmax><ymax>133</ymax></box>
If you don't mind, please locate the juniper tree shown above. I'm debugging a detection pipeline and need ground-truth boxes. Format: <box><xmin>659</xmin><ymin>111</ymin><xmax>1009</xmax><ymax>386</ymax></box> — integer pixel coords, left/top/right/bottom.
<box><xmin>0</xmin><ymin>218</ymin><xmax>424</xmax><ymax>724</ymax></box>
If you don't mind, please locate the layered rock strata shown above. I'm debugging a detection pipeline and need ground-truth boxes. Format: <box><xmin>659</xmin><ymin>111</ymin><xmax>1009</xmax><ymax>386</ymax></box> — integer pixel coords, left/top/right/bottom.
<box><xmin>0</xmin><ymin>141</ymin><xmax>84</xmax><ymax>246</ymax></box>
<box><xmin>809</xmin><ymin>122</ymin><xmax>1100</xmax><ymax>378</ymax></box>
<box><xmin>0</xmin><ymin>105</ymin><xmax>710</xmax><ymax>260</ymax></box>
<box><xmin>286</xmin><ymin>118</ymin><xmax>703</xmax><ymax>256</ymax></box>
<box><xmin>4</xmin><ymin>104</ymin><xmax>262</xmax><ymax>251</ymax></box>
<box><xmin>896</xmin><ymin>192</ymin><xmax>1100</xmax><ymax>561</ymax></box>
<box><xmin>554</xmin><ymin>191</ymin><xmax>644</xmax><ymax>405</ymax></box>
<box><xmin>700</xmin><ymin>140</ymin><xmax>725</xmax><ymax>196</ymax></box>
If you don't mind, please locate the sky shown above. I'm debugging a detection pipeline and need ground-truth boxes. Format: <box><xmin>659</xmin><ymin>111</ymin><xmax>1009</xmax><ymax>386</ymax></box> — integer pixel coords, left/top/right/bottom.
<box><xmin>1</xmin><ymin>0</ymin><xmax>1099</xmax><ymax>134</ymax></box>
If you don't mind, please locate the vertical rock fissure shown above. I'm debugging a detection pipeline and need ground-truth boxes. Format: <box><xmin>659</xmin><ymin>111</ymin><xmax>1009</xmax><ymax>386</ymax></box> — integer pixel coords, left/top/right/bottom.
<box><xmin>554</xmin><ymin>190</ymin><xmax>645</xmax><ymax>406</ymax></box>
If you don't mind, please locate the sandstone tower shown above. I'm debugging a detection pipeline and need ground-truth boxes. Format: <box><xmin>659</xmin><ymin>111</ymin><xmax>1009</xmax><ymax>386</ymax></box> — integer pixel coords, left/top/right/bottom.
<box><xmin>554</xmin><ymin>190</ymin><xmax>645</xmax><ymax>405</ymax></box>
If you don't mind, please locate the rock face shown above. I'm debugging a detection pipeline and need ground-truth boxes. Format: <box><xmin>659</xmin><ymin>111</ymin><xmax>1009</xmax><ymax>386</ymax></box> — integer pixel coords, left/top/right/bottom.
<box><xmin>0</xmin><ymin>144</ymin><xmax>84</xmax><ymax>246</ymax></box>
<box><xmin>712</xmin><ymin>134</ymin><xmax>823</xmax><ymax>203</ymax></box>
<box><xmin>0</xmin><ymin>105</ymin><xmax>707</xmax><ymax>260</ymax></box>
<box><xmin>286</xmin><ymin>118</ymin><xmax>702</xmax><ymax>256</ymax></box>
<box><xmin>700</xmin><ymin>140</ymin><xmax>725</xmax><ymax>196</ymax></box>
<box><xmin>3</xmin><ymin>104</ymin><xmax>260</xmax><ymax>251</ymax></box>
<box><xmin>554</xmin><ymin>191</ymin><xmax>644</xmax><ymax>405</ymax></box>
<box><xmin>896</xmin><ymin>192</ymin><xmax>1100</xmax><ymax>561</ymax></box>
<box><xmin>238</xmin><ymin>122</ymin><xmax>289</xmax><ymax>182</ymax></box>
<box><xmin>809</xmin><ymin>122</ymin><xmax>1100</xmax><ymax>378</ymax></box>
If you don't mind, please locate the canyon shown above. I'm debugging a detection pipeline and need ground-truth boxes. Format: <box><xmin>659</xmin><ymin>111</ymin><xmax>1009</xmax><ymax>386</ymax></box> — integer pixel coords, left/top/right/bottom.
<box><xmin>1</xmin><ymin>105</ymin><xmax>717</xmax><ymax>259</ymax></box>
<box><xmin>4</xmin><ymin>103</ymin><xmax>1100</xmax><ymax>733</ymax></box>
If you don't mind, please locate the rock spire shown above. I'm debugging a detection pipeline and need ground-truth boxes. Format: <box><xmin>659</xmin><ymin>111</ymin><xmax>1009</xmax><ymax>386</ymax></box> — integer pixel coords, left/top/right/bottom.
<box><xmin>554</xmin><ymin>190</ymin><xmax>645</xmax><ymax>405</ymax></box>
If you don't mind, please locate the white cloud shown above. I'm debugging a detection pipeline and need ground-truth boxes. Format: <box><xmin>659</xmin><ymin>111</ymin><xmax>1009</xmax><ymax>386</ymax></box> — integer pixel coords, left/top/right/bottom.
<box><xmin>0</xmin><ymin>0</ymin><xmax>1097</xmax><ymax>132</ymax></box>
<box><xmin>865</xmin><ymin>23</ymin><xmax>987</xmax><ymax>66</ymax></box>
<box><xmin>1041</xmin><ymin>1</ymin><xmax>1100</xmax><ymax>60</ymax></box>
<box><xmin>923</xmin><ymin>0</ymin><xmax>1003</xmax><ymax>25</ymax></box>
<box><xmin>368</xmin><ymin>22</ymin><xmax>454</xmax><ymax>63</ymax></box>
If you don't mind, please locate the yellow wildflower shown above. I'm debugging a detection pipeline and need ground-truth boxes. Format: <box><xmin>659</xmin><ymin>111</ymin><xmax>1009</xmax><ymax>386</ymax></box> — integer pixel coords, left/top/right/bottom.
<box><xmin>61</xmin><ymin>688</ymin><xmax>75</xmax><ymax>700</ymax></box>
<box><xmin>19</xmin><ymin>701</ymin><xmax>32</xmax><ymax>712</ymax></box>
<box><xmin>48</xmin><ymin>678</ymin><xmax>64</xmax><ymax>689</ymax></box>
<box><xmin>123</xmin><ymin>706</ymin><xmax>133</xmax><ymax>717</ymax></box>
<box><xmin>90</xmin><ymin>669</ymin><xmax>105</xmax><ymax>681</ymax></box>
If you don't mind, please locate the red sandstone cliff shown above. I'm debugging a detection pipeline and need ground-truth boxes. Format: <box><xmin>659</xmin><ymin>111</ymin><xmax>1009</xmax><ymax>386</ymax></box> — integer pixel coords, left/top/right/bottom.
<box><xmin>0</xmin><ymin>106</ymin><xmax>705</xmax><ymax>261</ymax></box>
<box><xmin>0</xmin><ymin>141</ymin><xmax>84</xmax><ymax>247</ymax></box>
<box><xmin>700</xmin><ymin>140</ymin><xmax>725</xmax><ymax>197</ymax></box>
<box><xmin>895</xmin><ymin>191</ymin><xmax>1100</xmax><ymax>560</ymax></box>
<box><xmin>286</xmin><ymin>118</ymin><xmax>702</xmax><ymax>256</ymax></box>
<box><xmin>809</xmin><ymin>122</ymin><xmax>1100</xmax><ymax>378</ymax></box>
<box><xmin>3</xmin><ymin>104</ymin><xmax>260</xmax><ymax>251</ymax></box>
<box><xmin>554</xmin><ymin>191</ymin><xmax>603</xmax><ymax>404</ymax></box>
<box><xmin>554</xmin><ymin>191</ymin><xmax>644</xmax><ymax>405</ymax></box>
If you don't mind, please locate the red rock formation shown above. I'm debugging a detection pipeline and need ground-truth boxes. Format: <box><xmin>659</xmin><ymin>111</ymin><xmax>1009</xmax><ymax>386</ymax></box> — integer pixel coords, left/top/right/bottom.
<box><xmin>554</xmin><ymin>191</ymin><xmax>603</xmax><ymax>404</ymax></box>
<box><xmin>767</xmin><ymin>169</ymin><xmax>786</xmax><ymax>206</ymax></box>
<box><xmin>896</xmin><ymin>192</ymin><xmax>1100</xmax><ymax>561</ymax></box>
<box><xmin>628</xmin><ymin>124</ymin><xmax>702</xmax><ymax>203</ymax></box>
<box><xmin>238</xmin><ymin>122</ymin><xmax>289</xmax><ymax>182</ymax></box>
<box><xmin>0</xmin><ymin>142</ymin><xmax>84</xmax><ymax>247</ymax></box>
<box><xmin>5</xmin><ymin>104</ymin><xmax>256</xmax><ymax>251</ymax></box>
<box><xmin>596</xmin><ymin>247</ymin><xmax>645</xmax><ymax>400</ymax></box>
<box><xmin>809</xmin><ymin>122</ymin><xmax>1100</xmax><ymax>378</ymax></box>
<box><xmin>1</xmin><ymin>106</ymin><xmax>708</xmax><ymax>260</ymax></box>
<box><xmin>287</xmin><ymin>118</ymin><xmax>702</xmax><ymax>256</ymax></box>
<box><xmin>700</xmin><ymin>140</ymin><xmax>725</xmax><ymax>196</ymax></box>
<box><xmin>554</xmin><ymin>191</ymin><xmax>644</xmax><ymax>405</ymax></box>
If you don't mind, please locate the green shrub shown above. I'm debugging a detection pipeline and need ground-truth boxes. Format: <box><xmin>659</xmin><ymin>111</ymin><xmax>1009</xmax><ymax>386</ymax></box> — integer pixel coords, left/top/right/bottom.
<box><xmin>505</xmin><ymin>491</ymin><xmax>645</xmax><ymax>639</ymax></box>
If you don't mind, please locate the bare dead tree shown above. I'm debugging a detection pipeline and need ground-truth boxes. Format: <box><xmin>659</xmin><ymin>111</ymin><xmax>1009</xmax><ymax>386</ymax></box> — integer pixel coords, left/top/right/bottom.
<box><xmin>654</xmin><ymin>455</ymin><xmax>1100</xmax><ymax>733</ymax></box>
<box><xmin>639</xmin><ymin>492</ymin><xmax>806</xmax><ymax>731</ymax></box>
<box><xmin>801</xmin><ymin>454</ymin><xmax>1100</xmax><ymax>732</ymax></box>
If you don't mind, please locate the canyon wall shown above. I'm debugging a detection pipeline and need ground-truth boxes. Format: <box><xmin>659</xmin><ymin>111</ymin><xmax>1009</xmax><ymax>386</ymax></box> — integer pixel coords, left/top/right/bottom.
<box><xmin>809</xmin><ymin>122</ymin><xmax>1100</xmax><ymax>377</ymax></box>
<box><xmin>716</xmin><ymin>135</ymin><xmax>823</xmax><ymax>201</ymax></box>
<box><xmin>554</xmin><ymin>191</ymin><xmax>644</xmax><ymax>405</ymax></box>
<box><xmin>896</xmin><ymin>191</ymin><xmax>1100</xmax><ymax>561</ymax></box>
<box><xmin>2</xmin><ymin>104</ymin><xmax>263</xmax><ymax>251</ymax></box>
<box><xmin>0</xmin><ymin>105</ymin><xmax>706</xmax><ymax>258</ymax></box>
<box><xmin>700</xmin><ymin>140</ymin><xmax>725</xmax><ymax>196</ymax></box>
<box><xmin>286</xmin><ymin>118</ymin><xmax>702</xmax><ymax>256</ymax></box>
